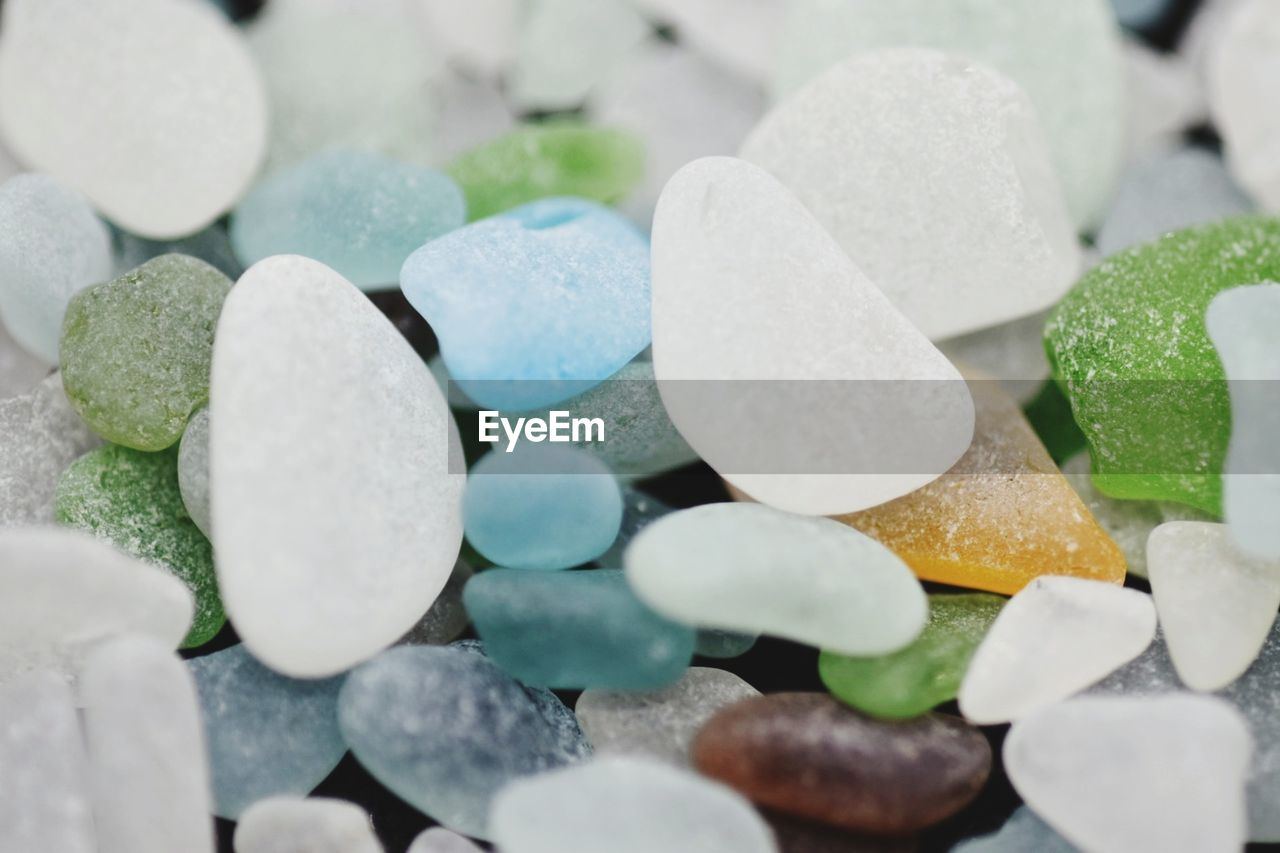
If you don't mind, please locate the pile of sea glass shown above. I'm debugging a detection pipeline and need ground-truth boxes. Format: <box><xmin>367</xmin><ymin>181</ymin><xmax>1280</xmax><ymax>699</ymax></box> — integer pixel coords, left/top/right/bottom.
<box><xmin>2</xmin><ymin>0</ymin><xmax>1279</xmax><ymax>850</ymax></box>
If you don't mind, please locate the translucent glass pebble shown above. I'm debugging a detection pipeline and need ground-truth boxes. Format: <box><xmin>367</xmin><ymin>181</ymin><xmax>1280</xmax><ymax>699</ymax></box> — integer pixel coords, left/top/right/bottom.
<box><xmin>211</xmin><ymin>255</ymin><xmax>464</xmax><ymax>678</ymax></box>
<box><xmin>820</xmin><ymin>593</ymin><xmax>1005</xmax><ymax>720</ymax></box>
<box><xmin>401</xmin><ymin>197</ymin><xmax>651</xmax><ymax>411</ymax></box>
<box><xmin>0</xmin><ymin>0</ymin><xmax>267</xmax><ymax>238</ymax></box>
<box><xmin>0</xmin><ymin>373</ymin><xmax>99</xmax><ymax>525</ymax></box>
<box><xmin>1206</xmin><ymin>284</ymin><xmax>1280</xmax><ymax>559</ymax></box>
<box><xmin>1062</xmin><ymin>452</ymin><xmax>1172</xmax><ymax>580</ymax></box>
<box><xmin>230</xmin><ymin>149</ymin><xmax>466</xmax><ymax>291</ymax></box>
<box><xmin>508</xmin><ymin>0</ymin><xmax>649</xmax><ymax>111</ymax></box>
<box><xmin>954</xmin><ymin>806</ymin><xmax>1077</xmax><ymax>853</ymax></box>
<box><xmin>1044</xmin><ymin>217</ymin><xmax>1280</xmax><ymax>515</ymax></box>
<box><xmin>937</xmin><ymin>311</ymin><xmax>1052</xmax><ymax>405</ymax></box>
<box><xmin>1123</xmin><ymin>40</ymin><xmax>1209</xmax><ymax>159</ymax></box>
<box><xmin>81</xmin><ymin>635</ymin><xmax>214</xmax><ymax>853</ymax></box>
<box><xmin>1207</xmin><ymin>0</ymin><xmax>1280</xmax><ymax>209</ymax></box>
<box><xmin>188</xmin><ymin>644</ymin><xmax>346</xmax><ymax>820</ymax></box>
<box><xmin>651</xmin><ymin>156</ymin><xmax>973</xmax><ymax>516</ymax></box>
<box><xmin>246</xmin><ymin>0</ymin><xmax>438</xmax><ymax>173</ymax></box>
<box><xmin>575</xmin><ymin>667</ymin><xmax>760</xmax><ymax>766</ymax></box>
<box><xmin>1113</xmin><ymin>0</ymin><xmax>1172</xmax><ymax>28</ymax></box>
<box><xmin>1096</xmin><ymin>146</ymin><xmax>1253</xmax><ymax>257</ymax></box>
<box><xmin>233</xmin><ymin>797</ymin><xmax>384</xmax><ymax>853</ymax></box>
<box><xmin>1005</xmin><ymin>695</ymin><xmax>1250</xmax><ymax>853</ymax></box>
<box><xmin>835</xmin><ymin>380</ymin><xmax>1126</xmax><ymax>595</ymax></box>
<box><xmin>771</xmin><ymin>0</ymin><xmax>1125</xmax><ymax>228</ymax></box>
<box><xmin>337</xmin><ymin>644</ymin><xmax>591</xmax><ymax>838</ymax></box>
<box><xmin>60</xmin><ymin>254</ymin><xmax>231</xmax><ymax>452</ymax></box>
<box><xmin>177</xmin><ymin>407</ymin><xmax>211</xmax><ymax>538</ymax></box>
<box><xmin>958</xmin><ymin>577</ymin><xmax>1157</xmax><ymax>724</ymax></box>
<box><xmin>466</xmin><ymin>569</ymin><xmax>695</xmax><ymax>689</ymax></box>
<box><xmin>0</xmin><ymin>672</ymin><xmax>95</xmax><ymax>853</ymax></box>
<box><xmin>411</xmin><ymin>0</ymin><xmax>519</xmax><ymax>78</ymax></box>
<box><xmin>0</xmin><ymin>527</ymin><xmax>191</xmax><ymax>687</ymax></box>
<box><xmin>463</xmin><ymin>445</ymin><xmax>623</xmax><ymax>570</ymax></box>
<box><xmin>0</xmin><ymin>174</ymin><xmax>112</xmax><ymax>363</ymax></box>
<box><xmin>490</xmin><ymin>756</ymin><xmax>778</xmax><ymax>853</ymax></box>
<box><xmin>446</xmin><ymin>123</ymin><xmax>644</xmax><ymax>221</ymax></box>
<box><xmin>115</xmin><ymin>223</ymin><xmax>243</xmax><ymax>280</ymax></box>
<box><xmin>428</xmin><ymin>73</ymin><xmax>517</xmax><ymax>164</ymax></box>
<box><xmin>1148</xmin><ymin>521</ymin><xmax>1280</xmax><ymax>691</ymax></box>
<box><xmin>742</xmin><ymin>49</ymin><xmax>1079</xmax><ymax>341</ymax></box>
<box><xmin>625</xmin><ymin>503</ymin><xmax>927</xmax><ymax>656</ymax></box>
<box><xmin>399</xmin><ymin>558</ymin><xmax>473</xmax><ymax>646</ymax></box>
<box><xmin>695</xmin><ymin>629</ymin><xmax>759</xmax><ymax>660</ymax></box>
<box><xmin>55</xmin><ymin>443</ymin><xmax>222</xmax><ymax>647</ymax></box>
<box><xmin>407</xmin><ymin>827</ymin><xmax>484</xmax><ymax>853</ymax></box>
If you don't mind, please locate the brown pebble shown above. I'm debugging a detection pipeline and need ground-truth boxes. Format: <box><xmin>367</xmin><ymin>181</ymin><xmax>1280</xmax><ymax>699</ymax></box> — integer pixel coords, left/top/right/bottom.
<box><xmin>692</xmin><ymin>692</ymin><xmax>991</xmax><ymax>835</ymax></box>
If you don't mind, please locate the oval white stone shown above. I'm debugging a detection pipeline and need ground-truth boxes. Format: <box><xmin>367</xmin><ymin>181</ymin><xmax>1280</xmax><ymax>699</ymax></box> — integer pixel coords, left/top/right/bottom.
<box><xmin>211</xmin><ymin>255</ymin><xmax>464</xmax><ymax>678</ymax></box>
<box><xmin>624</xmin><ymin>502</ymin><xmax>927</xmax><ymax>656</ymax></box>
<box><xmin>234</xmin><ymin>797</ymin><xmax>383</xmax><ymax>853</ymax></box>
<box><xmin>0</xmin><ymin>0</ymin><xmax>268</xmax><ymax>239</ymax></box>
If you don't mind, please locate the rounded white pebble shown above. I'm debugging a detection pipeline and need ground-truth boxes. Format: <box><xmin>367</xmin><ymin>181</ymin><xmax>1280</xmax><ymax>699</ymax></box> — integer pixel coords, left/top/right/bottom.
<box><xmin>407</xmin><ymin>827</ymin><xmax>484</xmax><ymax>853</ymax></box>
<box><xmin>234</xmin><ymin>797</ymin><xmax>384</xmax><ymax>853</ymax></box>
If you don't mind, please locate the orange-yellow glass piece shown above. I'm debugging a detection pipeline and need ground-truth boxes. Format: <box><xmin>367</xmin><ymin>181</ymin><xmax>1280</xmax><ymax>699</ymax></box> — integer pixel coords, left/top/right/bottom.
<box><xmin>831</xmin><ymin>381</ymin><xmax>1125</xmax><ymax>595</ymax></box>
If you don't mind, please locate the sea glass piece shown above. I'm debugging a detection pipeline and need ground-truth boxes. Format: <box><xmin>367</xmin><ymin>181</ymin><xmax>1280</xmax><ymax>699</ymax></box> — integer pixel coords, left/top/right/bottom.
<box><xmin>958</xmin><ymin>577</ymin><xmax>1156</xmax><ymax>725</ymax></box>
<box><xmin>0</xmin><ymin>174</ymin><xmax>112</xmax><ymax>363</ymax></box>
<box><xmin>575</xmin><ymin>667</ymin><xmax>759</xmax><ymax>766</ymax></box>
<box><xmin>230</xmin><ymin>149</ymin><xmax>466</xmax><ymax>291</ymax></box>
<box><xmin>695</xmin><ymin>629</ymin><xmax>759</xmax><ymax>659</ymax></box>
<box><xmin>211</xmin><ymin>255</ymin><xmax>464</xmax><ymax>678</ymax></box>
<box><xmin>428</xmin><ymin>73</ymin><xmax>517</xmax><ymax>165</ymax></box>
<box><xmin>0</xmin><ymin>373</ymin><xmax>99</xmax><ymax>525</ymax></box>
<box><xmin>1005</xmin><ymin>695</ymin><xmax>1250</xmax><ymax>853</ymax></box>
<box><xmin>1123</xmin><ymin>39</ymin><xmax>1209</xmax><ymax>159</ymax></box>
<box><xmin>743</xmin><ymin>49</ymin><xmax>1079</xmax><ymax>340</ymax></box>
<box><xmin>490</xmin><ymin>756</ymin><xmax>778</xmax><ymax>853</ymax></box>
<box><xmin>1045</xmin><ymin>216</ymin><xmax>1280</xmax><ymax>515</ymax></box>
<box><xmin>937</xmin><ymin>311</ymin><xmax>1052</xmax><ymax>404</ymax></box>
<box><xmin>0</xmin><ymin>0</ymin><xmax>267</xmax><ymax>238</ymax></box>
<box><xmin>410</xmin><ymin>0</ymin><xmax>519</xmax><ymax>77</ymax></box>
<box><xmin>835</xmin><ymin>380</ymin><xmax>1127</xmax><ymax>595</ymax></box>
<box><xmin>408</xmin><ymin>827</ymin><xmax>484</xmax><ymax>853</ymax></box>
<box><xmin>651</xmin><ymin>156</ymin><xmax>973</xmax><ymax>516</ymax></box>
<box><xmin>466</xmin><ymin>568</ymin><xmax>694</xmax><ymax>689</ymax></box>
<box><xmin>115</xmin><ymin>222</ymin><xmax>243</xmax><ymax>280</ymax></box>
<box><xmin>954</xmin><ymin>806</ymin><xmax>1078</xmax><ymax>853</ymax></box>
<box><xmin>0</xmin><ymin>321</ymin><xmax>47</xmax><ymax>400</ymax></box>
<box><xmin>1062</xmin><ymin>452</ymin><xmax>1173</xmax><ymax>580</ymax></box>
<box><xmin>177</xmin><ymin>407</ymin><xmax>211</xmax><ymax>538</ymax></box>
<box><xmin>625</xmin><ymin>503</ymin><xmax>927</xmax><ymax>656</ymax></box>
<box><xmin>337</xmin><ymin>644</ymin><xmax>591</xmax><ymax>838</ymax></box>
<box><xmin>233</xmin><ymin>797</ymin><xmax>383</xmax><ymax>853</ymax></box>
<box><xmin>55</xmin><ymin>443</ymin><xmax>222</xmax><ymax>647</ymax></box>
<box><xmin>399</xmin><ymin>558</ymin><xmax>473</xmax><ymax>646</ymax></box>
<box><xmin>820</xmin><ymin>593</ymin><xmax>1005</xmax><ymax>720</ymax></box>
<box><xmin>188</xmin><ymin>644</ymin><xmax>346</xmax><ymax>819</ymax></box>
<box><xmin>629</xmin><ymin>0</ymin><xmax>787</xmax><ymax>82</ymax></box>
<box><xmin>1113</xmin><ymin>0</ymin><xmax>1172</xmax><ymax>28</ymax></box>
<box><xmin>446</xmin><ymin>123</ymin><xmax>644</xmax><ymax>221</ymax></box>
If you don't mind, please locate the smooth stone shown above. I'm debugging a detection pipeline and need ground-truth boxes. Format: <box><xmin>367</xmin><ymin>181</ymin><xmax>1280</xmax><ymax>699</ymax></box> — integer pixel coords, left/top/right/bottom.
<box><xmin>1207</xmin><ymin>0</ymin><xmax>1280</xmax><ymax>210</ymax></box>
<box><xmin>399</xmin><ymin>558</ymin><xmax>474</xmax><ymax>645</ymax></box>
<box><xmin>1096</xmin><ymin>146</ymin><xmax>1253</xmax><ymax>257</ymax></box>
<box><xmin>1148</xmin><ymin>521</ymin><xmax>1280</xmax><ymax>691</ymax></box>
<box><xmin>626</xmin><ymin>503</ymin><xmax>927</xmax><ymax>656</ymax></box>
<box><xmin>178</xmin><ymin>407</ymin><xmax>211</xmax><ymax>538</ymax></box>
<box><xmin>410</xmin><ymin>0</ymin><xmax>519</xmax><ymax>77</ymax></box>
<box><xmin>0</xmin><ymin>174</ymin><xmax>113</xmax><ymax>363</ymax></box>
<box><xmin>80</xmin><ymin>635</ymin><xmax>214</xmax><ymax>853</ymax></box>
<box><xmin>1207</xmin><ymin>284</ymin><xmax>1280</xmax><ymax>559</ymax></box>
<box><xmin>446</xmin><ymin>123</ymin><xmax>644</xmax><ymax>221</ymax></box>
<box><xmin>1123</xmin><ymin>39</ymin><xmax>1209</xmax><ymax>158</ymax></box>
<box><xmin>834</xmin><ymin>380</ymin><xmax>1126</xmax><ymax>595</ymax></box>
<box><xmin>937</xmin><ymin>311</ymin><xmax>1052</xmax><ymax>404</ymax></box>
<box><xmin>954</xmin><ymin>806</ymin><xmax>1077</xmax><ymax>853</ymax></box>
<box><xmin>958</xmin><ymin>577</ymin><xmax>1156</xmax><ymax>725</ymax></box>
<box><xmin>55</xmin><ymin>443</ymin><xmax>223</xmax><ymax>647</ymax></box>
<box><xmin>211</xmin><ymin>255</ymin><xmax>464</xmax><ymax>678</ymax></box>
<box><xmin>490</xmin><ymin>756</ymin><xmax>778</xmax><ymax>853</ymax></box>
<box><xmin>0</xmin><ymin>672</ymin><xmax>95</xmax><ymax>853</ymax></box>
<box><xmin>338</xmin><ymin>644</ymin><xmax>590</xmax><ymax>838</ymax></box>
<box><xmin>0</xmin><ymin>320</ymin><xmax>47</xmax><ymax>400</ymax></box>
<box><xmin>246</xmin><ymin>0</ymin><xmax>439</xmax><ymax>173</ymax></box>
<box><xmin>1005</xmin><ymin>695</ymin><xmax>1250</xmax><ymax>853</ymax></box>
<box><xmin>743</xmin><ymin>49</ymin><xmax>1079</xmax><ymax>341</ymax></box>
<box><xmin>1044</xmin><ymin>217</ymin><xmax>1280</xmax><ymax>516</ymax></box>
<box><xmin>588</xmin><ymin>40</ymin><xmax>765</xmax><ymax>224</ymax></box>
<box><xmin>466</xmin><ymin>568</ymin><xmax>694</xmax><ymax>689</ymax></box>
<box><xmin>463</xmin><ymin>444</ymin><xmax>623</xmax><ymax>570</ymax></box>
<box><xmin>600</xmin><ymin>486</ymin><xmax>675</xmax><ymax>567</ymax></box>
<box><xmin>629</xmin><ymin>0</ymin><xmax>787</xmax><ymax>82</ymax></box>
<box><xmin>407</xmin><ymin>827</ymin><xmax>484</xmax><ymax>853</ymax></box>
<box><xmin>651</xmin><ymin>156</ymin><xmax>973</xmax><ymax>516</ymax></box>
<box><xmin>508</xmin><ymin>0</ymin><xmax>649</xmax><ymax>111</ymax></box>
<box><xmin>233</xmin><ymin>797</ymin><xmax>383</xmax><ymax>853</ymax></box>
<box><xmin>402</xmin><ymin>197</ymin><xmax>651</xmax><ymax>411</ymax></box>
<box><xmin>231</xmin><ymin>149</ymin><xmax>466</xmax><ymax>291</ymax></box>
<box><xmin>771</xmin><ymin>0</ymin><xmax>1125</xmax><ymax>228</ymax></box>
<box><xmin>0</xmin><ymin>527</ymin><xmax>191</xmax><ymax>687</ymax></box>
<box><xmin>0</xmin><ymin>0</ymin><xmax>267</xmax><ymax>238</ymax></box>
<box><xmin>0</xmin><ymin>373</ymin><xmax>99</xmax><ymax>525</ymax></box>
<box><xmin>115</xmin><ymin>223</ymin><xmax>243</xmax><ymax>280</ymax></box>
<box><xmin>60</xmin><ymin>254</ymin><xmax>231</xmax><ymax>451</ymax></box>
<box><xmin>575</xmin><ymin>667</ymin><xmax>760</xmax><ymax>766</ymax></box>
<box><xmin>1061</xmin><ymin>452</ymin><xmax>1168</xmax><ymax>579</ymax></box>
<box><xmin>187</xmin><ymin>644</ymin><xmax>346</xmax><ymax>820</ymax></box>
<box><xmin>820</xmin><ymin>593</ymin><xmax>1005</xmax><ymax>720</ymax></box>
<box><xmin>693</xmin><ymin>693</ymin><xmax>990</xmax><ymax>834</ymax></box>
<box><xmin>695</xmin><ymin>629</ymin><xmax>759</xmax><ymax>659</ymax></box>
